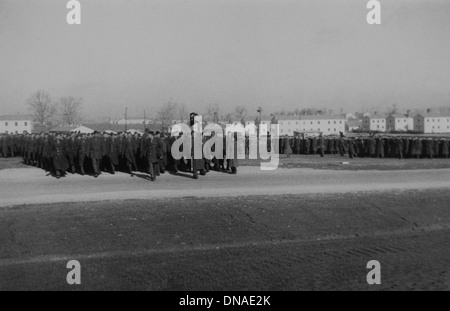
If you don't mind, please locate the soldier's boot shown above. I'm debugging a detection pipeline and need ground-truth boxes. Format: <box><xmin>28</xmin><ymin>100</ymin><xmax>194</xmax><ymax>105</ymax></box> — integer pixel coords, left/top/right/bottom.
<box><xmin>127</xmin><ymin>163</ymin><xmax>133</xmax><ymax>175</ymax></box>
<box><xmin>56</xmin><ymin>170</ymin><xmax>61</xmax><ymax>179</ymax></box>
<box><xmin>71</xmin><ymin>165</ymin><xmax>75</xmax><ymax>174</ymax></box>
<box><xmin>200</xmin><ymin>169</ymin><xmax>206</xmax><ymax>176</ymax></box>
<box><xmin>80</xmin><ymin>167</ymin><xmax>85</xmax><ymax>175</ymax></box>
<box><xmin>231</xmin><ymin>167</ymin><xmax>237</xmax><ymax>174</ymax></box>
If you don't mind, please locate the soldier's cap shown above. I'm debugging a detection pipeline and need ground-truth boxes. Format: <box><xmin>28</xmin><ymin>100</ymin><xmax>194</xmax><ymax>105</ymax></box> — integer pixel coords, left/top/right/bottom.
<box><xmin>155</xmin><ymin>131</ymin><xmax>160</xmax><ymax>135</ymax></box>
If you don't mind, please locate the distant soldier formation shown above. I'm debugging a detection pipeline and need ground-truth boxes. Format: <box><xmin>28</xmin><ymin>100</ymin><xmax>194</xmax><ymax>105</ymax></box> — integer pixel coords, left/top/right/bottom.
<box><xmin>2</xmin><ymin>130</ymin><xmax>450</xmax><ymax>179</ymax></box>
<box><xmin>279</xmin><ymin>134</ymin><xmax>450</xmax><ymax>159</ymax></box>
<box><xmin>0</xmin><ymin>129</ymin><xmax>240</xmax><ymax>179</ymax></box>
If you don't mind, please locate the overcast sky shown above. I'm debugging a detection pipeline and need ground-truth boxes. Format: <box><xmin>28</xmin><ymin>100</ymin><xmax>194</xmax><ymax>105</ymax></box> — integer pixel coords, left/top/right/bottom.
<box><xmin>0</xmin><ymin>0</ymin><xmax>449</xmax><ymax>119</ymax></box>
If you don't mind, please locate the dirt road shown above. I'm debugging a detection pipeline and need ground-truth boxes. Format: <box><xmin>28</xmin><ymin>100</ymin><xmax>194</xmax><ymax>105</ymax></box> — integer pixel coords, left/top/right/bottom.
<box><xmin>1</xmin><ymin>166</ymin><xmax>450</xmax><ymax>207</ymax></box>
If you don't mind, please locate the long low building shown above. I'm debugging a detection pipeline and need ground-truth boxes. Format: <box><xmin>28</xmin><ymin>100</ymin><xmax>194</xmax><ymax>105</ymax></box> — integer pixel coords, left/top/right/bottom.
<box><xmin>0</xmin><ymin>114</ymin><xmax>33</xmax><ymax>134</ymax></box>
<box><xmin>278</xmin><ymin>115</ymin><xmax>345</xmax><ymax>136</ymax></box>
<box><xmin>414</xmin><ymin>113</ymin><xmax>450</xmax><ymax>134</ymax></box>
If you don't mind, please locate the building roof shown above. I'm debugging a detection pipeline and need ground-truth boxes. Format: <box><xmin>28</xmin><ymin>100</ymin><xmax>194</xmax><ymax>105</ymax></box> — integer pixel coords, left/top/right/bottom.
<box><xmin>83</xmin><ymin>123</ymin><xmax>168</xmax><ymax>133</ymax></box>
<box><xmin>0</xmin><ymin>114</ymin><xmax>33</xmax><ymax>121</ymax></box>
<box><xmin>277</xmin><ymin>115</ymin><xmax>300</xmax><ymax>121</ymax></box>
<box><xmin>346</xmin><ymin>120</ymin><xmax>362</xmax><ymax>127</ymax></box>
<box><xmin>299</xmin><ymin>115</ymin><xmax>345</xmax><ymax>120</ymax></box>
<box><xmin>416</xmin><ymin>113</ymin><xmax>450</xmax><ymax>118</ymax></box>
<box><xmin>365</xmin><ymin>114</ymin><xmax>387</xmax><ymax>119</ymax></box>
<box><xmin>388</xmin><ymin>113</ymin><xmax>410</xmax><ymax>118</ymax></box>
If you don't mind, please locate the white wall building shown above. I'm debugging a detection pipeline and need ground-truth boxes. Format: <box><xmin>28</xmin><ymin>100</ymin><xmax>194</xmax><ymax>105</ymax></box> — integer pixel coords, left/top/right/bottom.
<box><xmin>0</xmin><ymin>115</ymin><xmax>33</xmax><ymax>134</ymax></box>
<box><xmin>277</xmin><ymin>115</ymin><xmax>345</xmax><ymax>136</ymax></box>
<box><xmin>362</xmin><ymin>114</ymin><xmax>387</xmax><ymax>132</ymax></box>
<box><xmin>414</xmin><ymin>113</ymin><xmax>450</xmax><ymax>134</ymax></box>
<box><xmin>386</xmin><ymin>114</ymin><xmax>414</xmax><ymax>132</ymax></box>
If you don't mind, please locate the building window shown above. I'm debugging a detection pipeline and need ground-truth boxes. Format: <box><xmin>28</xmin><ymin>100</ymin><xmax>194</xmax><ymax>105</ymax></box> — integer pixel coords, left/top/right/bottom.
<box><xmin>15</xmin><ymin>122</ymin><xmax>18</xmax><ymax>126</ymax></box>
<box><xmin>318</xmin><ymin>121</ymin><xmax>320</xmax><ymax>124</ymax></box>
<box><xmin>339</xmin><ymin>121</ymin><xmax>342</xmax><ymax>124</ymax></box>
<box><xmin>334</xmin><ymin>121</ymin><xmax>336</xmax><ymax>124</ymax></box>
<box><xmin>310</xmin><ymin>121</ymin><xmax>313</xmax><ymax>125</ymax></box>
<box><xmin>5</xmin><ymin>122</ymin><xmax>8</xmax><ymax>126</ymax></box>
<box><xmin>24</xmin><ymin>122</ymin><xmax>28</xmax><ymax>126</ymax></box>
<box><xmin>334</xmin><ymin>128</ymin><xmax>336</xmax><ymax>131</ymax></box>
<box><xmin>328</xmin><ymin>121</ymin><xmax>330</xmax><ymax>124</ymax></box>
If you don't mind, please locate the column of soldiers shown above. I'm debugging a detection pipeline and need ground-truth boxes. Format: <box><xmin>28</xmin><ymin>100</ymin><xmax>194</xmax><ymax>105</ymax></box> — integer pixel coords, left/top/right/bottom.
<box><xmin>278</xmin><ymin>135</ymin><xmax>450</xmax><ymax>159</ymax></box>
<box><xmin>0</xmin><ymin>130</ymin><xmax>241</xmax><ymax>179</ymax></box>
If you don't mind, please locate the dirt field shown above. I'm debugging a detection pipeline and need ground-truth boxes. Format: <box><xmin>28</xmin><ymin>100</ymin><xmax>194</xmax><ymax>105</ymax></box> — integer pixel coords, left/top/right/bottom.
<box><xmin>1</xmin><ymin>189</ymin><xmax>450</xmax><ymax>290</ymax></box>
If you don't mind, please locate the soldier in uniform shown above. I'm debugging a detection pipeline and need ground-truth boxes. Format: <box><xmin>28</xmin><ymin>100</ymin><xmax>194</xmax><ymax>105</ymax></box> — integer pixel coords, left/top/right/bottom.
<box><xmin>376</xmin><ymin>136</ymin><xmax>385</xmax><ymax>158</ymax></box>
<box><xmin>105</xmin><ymin>133</ymin><xmax>120</xmax><ymax>174</ymax></box>
<box><xmin>123</xmin><ymin>132</ymin><xmax>137</xmax><ymax>174</ymax></box>
<box><xmin>153</xmin><ymin>131</ymin><xmax>165</xmax><ymax>176</ymax></box>
<box><xmin>318</xmin><ymin>134</ymin><xmax>325</xmax><ymax>157</ymax></box>
<box><xmin>284</xmin><ymin>135</ymin><xmax>292</xmax><ymax>158</ymax></box>
<box><xmin>52</xmin><ymin>135</ymin><xmax>69</xmax><ymax>179</ymax></box>
<box><xmin>226</xmin><ymin>132</ymin><xmax>240</xmax><ymax>174</ymax></box>
<box><xmin>304</xmin><ymin>137</ymin><xmax>311</xmax><ymax>155</ymax></box>
<box><xmin>65</xmin><ymin>133</ymin><xmax>79</xmax><ymax>174</ymax></box>
<box><xmin>89</xmin><ymin>131</ymin><xmax>103</xmax><ymax>177</ymax></box>
<box><xmin>141</xmin><ymin>131</ymin><xmax>157</xmax><ymax>181</ymax></box>
<box><xmin>77</xmin><ymin>134</ymin><xmax>89</xmax><ymax>175</ymax></box>
<box><xmin>442</xmin><ymin>138</ymin><xmax>449</xmax><ymax>159</ymax></box>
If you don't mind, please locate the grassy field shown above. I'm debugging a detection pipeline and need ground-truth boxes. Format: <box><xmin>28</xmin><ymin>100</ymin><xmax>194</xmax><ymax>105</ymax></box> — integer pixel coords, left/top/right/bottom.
<box><xmin>1</xmin><ymin>189</ymin><xmax>450</xmax><ymax>290</ymax></box>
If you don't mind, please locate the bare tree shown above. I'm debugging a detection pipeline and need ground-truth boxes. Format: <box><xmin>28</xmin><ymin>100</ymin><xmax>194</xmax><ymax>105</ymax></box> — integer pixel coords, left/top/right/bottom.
<box><xmin>58</xmin><ymin>97</ymin><xmax>83</xmax><ymax>126</ymax></box>
<box><xmin>234</xmin><ymin>106</ymin><xmax>248</xmax><ymax>123</ymax></box>
<box><xmin>386</xmin><ymin>103</ymin><xmax>398</xmax><ymax>115</ymax></box>
<box><xmin>225</xmin><ymin>113</ymin><xmax>233</xmax><ymax>124</ymax></box>
<box><xmin>157</xmin><ymin>101</ymin><xmax>178</xmax><ymax>129</ymax></box>
<box><xmin>178</xmin><ymin>103</ymin><xmax>188</xmax><ymax>123</ymax></box>
<box><xmin>27</xmin><ymin>91</ymin><xmax>56</xmax><ymax>126</ymax></box>
<box><xmin>205</xmin><ymin>103</ymin><xmax>220</xmax><ymax>123</ymax></box>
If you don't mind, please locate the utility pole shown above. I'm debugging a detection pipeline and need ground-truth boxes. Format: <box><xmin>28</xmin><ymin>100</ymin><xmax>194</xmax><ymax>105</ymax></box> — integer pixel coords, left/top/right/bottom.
<box><xmin>124</xmin><ymin>107</ymin><xmax>128</xmax><ymax>132</ymax></box>
<box><xmin>257</xmin><ymin>106</ymin><xmax>262</xmax><ymax>133</ymax></box>
<box><xmin>144</xmin><ymin>109</ymin><xmax>146</xmax><ymax>132</ymax></box>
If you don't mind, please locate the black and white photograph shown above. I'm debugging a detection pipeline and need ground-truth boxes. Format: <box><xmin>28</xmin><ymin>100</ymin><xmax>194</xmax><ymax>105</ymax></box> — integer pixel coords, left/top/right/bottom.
<box><xmin>1</xmin><ymin>0</ymin><xmax>450</xmax><ymax>294</ymax></box>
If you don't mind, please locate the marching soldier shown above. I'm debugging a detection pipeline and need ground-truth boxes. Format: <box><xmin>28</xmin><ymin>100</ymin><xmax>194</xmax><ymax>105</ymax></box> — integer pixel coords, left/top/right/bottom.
<box><xmin>89</xmin><ymin>131</ymin><xmax>103</xmax><ymax>177</ymax></box>
<box><xmin>52</xmin><ymin>135</ymin><xmax>69</xmax><ymax>179</ymax></box>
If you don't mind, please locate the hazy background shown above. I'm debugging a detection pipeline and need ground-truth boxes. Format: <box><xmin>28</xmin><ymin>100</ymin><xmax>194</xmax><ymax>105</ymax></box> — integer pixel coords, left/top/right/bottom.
<box><xmin>1</xmin><ymin>0</ymin><xmax>449</xmax><ymax>120</ymax></box>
